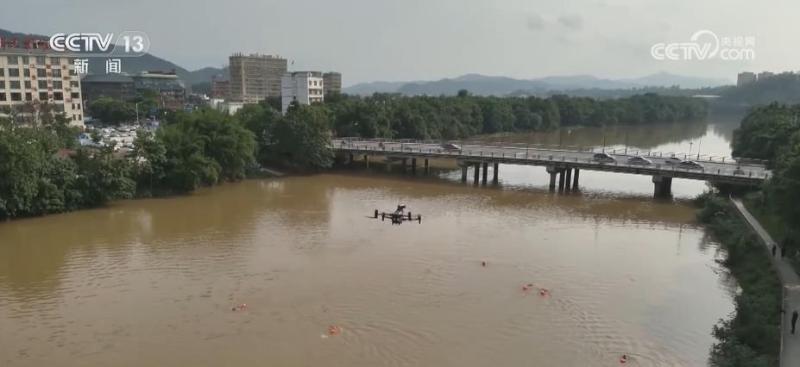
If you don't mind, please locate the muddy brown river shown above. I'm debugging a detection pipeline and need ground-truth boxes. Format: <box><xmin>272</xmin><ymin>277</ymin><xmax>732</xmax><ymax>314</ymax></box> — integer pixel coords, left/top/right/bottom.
<box><xmin>0</xmin><ymin>118</ymin><xmax>742</xmax><ymax>366</ymax></box>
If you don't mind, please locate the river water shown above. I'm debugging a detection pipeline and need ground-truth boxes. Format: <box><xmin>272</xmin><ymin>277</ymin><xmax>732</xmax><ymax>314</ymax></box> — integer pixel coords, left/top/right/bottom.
<box><xmin>0</xmin><ymin>115</ymin><xmax>742</xmax><ymax>366</ymax></box>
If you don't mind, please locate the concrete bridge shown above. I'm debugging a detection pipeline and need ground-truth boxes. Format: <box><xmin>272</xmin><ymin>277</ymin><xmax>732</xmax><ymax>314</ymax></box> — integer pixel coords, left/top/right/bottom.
<box><xmin>333</xmin><ymin>138</ymin><xmax>770</xmax><ymax>198</ymax></box>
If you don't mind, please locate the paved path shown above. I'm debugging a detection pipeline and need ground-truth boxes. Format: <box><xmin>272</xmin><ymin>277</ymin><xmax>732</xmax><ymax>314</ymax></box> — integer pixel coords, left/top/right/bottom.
<box><xmin>730</xmin><ymin>198</ymin><xmax>800</xmax><ymax>367</ymax></box>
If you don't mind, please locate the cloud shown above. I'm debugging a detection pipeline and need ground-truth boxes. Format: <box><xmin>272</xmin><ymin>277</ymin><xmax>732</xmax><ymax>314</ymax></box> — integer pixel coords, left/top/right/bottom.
<box><xmin>557</xmin><ymin>14</ymin><xmax>584</xmax><ymax>30</ymax></box>
<box><xmin>526</xmin><ymin>14</ymin><xmax>545</xmax><ymax>31</ymax></box>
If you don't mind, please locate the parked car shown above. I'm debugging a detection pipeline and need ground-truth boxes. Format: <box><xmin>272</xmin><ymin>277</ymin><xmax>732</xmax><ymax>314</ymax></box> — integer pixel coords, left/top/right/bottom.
<box><xmin>733</xmin><ymin>166</ymin><xmax>745</xmax><ymax>175</ymax></box>
<box><xmin>664</xmin><ymin>156</ymin><xmax>682</xmax><ymax>165</ymax></box>
<box><xmin>441</xmin><ymin>143</ymin><xmax>462</xmax><ymax>151</ymax></box>
<box><xmin>678</xmin><ymin>160</ymin><xmax>704</xmax><ymax>170</ymax></box>
<box><xmin>627</xmin><ymin>156</ymin><xmax>652</xmax><ymax>166</ymax></box>
<box><xmin>592</xmin><ymin>152</ymin><xmax>616</xmax><ymax>163</ymax></box>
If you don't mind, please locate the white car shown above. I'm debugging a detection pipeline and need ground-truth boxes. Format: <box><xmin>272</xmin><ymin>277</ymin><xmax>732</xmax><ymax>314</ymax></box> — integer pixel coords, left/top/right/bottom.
<box><xmin>627</xmin><ymin>156</ymin><xmax>652</xmax><ymax>166</ymax></box>
<box><xmin>592</xmin><ymin>152</ymin><xmax>616</xmax><ymax>163</ymax></box>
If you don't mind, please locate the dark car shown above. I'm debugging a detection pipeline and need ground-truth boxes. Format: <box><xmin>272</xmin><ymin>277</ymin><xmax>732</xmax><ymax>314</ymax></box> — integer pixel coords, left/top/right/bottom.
<box><xmin>441</xmin><ymin>143</ymin><xmax>462</xmax><ymax>151</ymax></box>
<box><xmin>592</xmin><ymin>152</ymin><xmax>616</xmax><ymax>163</ymax></box>
<box><xmin>664</xmin><ymin>156</ymin><xmax>681</xmax><ymax>165</ymax></box>
<box><xmin>678</xmin><ymin>160</ymin><xmax>704</xmax><ymax>170</ymax></box>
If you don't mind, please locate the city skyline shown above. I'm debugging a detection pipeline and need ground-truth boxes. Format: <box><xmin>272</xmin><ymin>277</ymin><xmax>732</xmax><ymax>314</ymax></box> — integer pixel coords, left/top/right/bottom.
<box><xmin>1</xmin><ymin>0</ymin><xmax>797</xmax><ymax>86</ymax></box>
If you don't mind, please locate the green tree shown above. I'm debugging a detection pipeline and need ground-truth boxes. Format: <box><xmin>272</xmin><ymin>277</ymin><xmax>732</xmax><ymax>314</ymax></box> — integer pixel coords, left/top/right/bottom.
<box><xmin>270</xmin><ymin>105</ymin><xmax>334</xmax><ymax>169</ymax></box>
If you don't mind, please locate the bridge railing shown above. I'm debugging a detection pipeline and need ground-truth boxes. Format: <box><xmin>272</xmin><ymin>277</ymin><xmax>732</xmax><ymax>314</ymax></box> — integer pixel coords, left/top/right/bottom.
<box><xmin>334</xmin><ymin>138</ymin><xmax>740</xmax><ymax>165</ymax></box>
<box><xmin>334</xmin><ymin>140</ymin><xmax>770</xmax><ymax>180</ymax></box>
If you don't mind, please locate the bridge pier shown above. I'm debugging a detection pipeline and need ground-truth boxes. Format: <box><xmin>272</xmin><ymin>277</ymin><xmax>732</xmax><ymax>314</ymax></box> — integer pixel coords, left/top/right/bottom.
<box><xmin>546</xmin><ymin>166</ymin><xmax>559</xmax><ymax>191</ymax></box>
<box><xmin>401</xmin><ymin>158</ymin><xmax>408</xmax><ymax>172</ymax></box>
<box><xmin>492</xmin><ymin>162</ymin><xmax>499</xmax><ymax>184</ymax></box>
<box><xmin>461</xmin><ymin>165</ymin><xmax>468</xmax><ymax>182</ymax></box>
<box><xmin>411</xmin><ymin>158</ymin><xmax>417</xmax><ymax>174</ymax></box>
<box><xmin>424</xmin><ymin>159</ymin><xmax>429</xmax><ymax>175</ymax></box>
<box><xmin>652</xmin><ymin>175</ymin><xmax>673</xmax><ymax>198</ymax></box>
<box><xmin>473</xmin><ymin>163</ymin><xmax>480</xmax><ymax>184</ymax></box>
<box><xmin>572</xmin><ymin>169</ymin><xmax>580</xmax><ymax>190</ymax></box>
<box><xmin>386</xmin><ymin>159</ymin><xmax>392</xmax><ymax>172</ymax></box>
<box><xmin>558</xmin><ymin>169</ymin><xmax>566</xmax><ymax>191</ymax></box>
<box><xmin>565</xmin><ymin>168</ymin><xmax>573</xmax><ymax>191</ymax></box>
<box><xmin>482</xmin><ymin>162</ymin><xmax>489</xmax><ymax>185</ymax></box>
<box><xmin>364</xmin><ymin>155</ymin><xmax>369</xmax><ymax>169</ymax></box>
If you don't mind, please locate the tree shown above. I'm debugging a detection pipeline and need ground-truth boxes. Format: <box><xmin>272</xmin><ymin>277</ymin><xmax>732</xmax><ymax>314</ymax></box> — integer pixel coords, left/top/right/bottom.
<box><xmin>89</xmin><ymin>97</ymin><xmax>136</xmax><ymax>124</ymax></box>
<box><xmin>270</xmin><ymin>105</ymin><xmax>334</xmax><ymax>170</ymax></box>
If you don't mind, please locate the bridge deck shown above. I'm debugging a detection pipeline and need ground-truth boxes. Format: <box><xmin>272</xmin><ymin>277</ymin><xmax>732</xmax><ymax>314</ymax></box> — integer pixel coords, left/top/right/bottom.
<box><xmin>333</xmin><ymin>139</ymin><xmax>769</xmax><ymax>185</ymax></box>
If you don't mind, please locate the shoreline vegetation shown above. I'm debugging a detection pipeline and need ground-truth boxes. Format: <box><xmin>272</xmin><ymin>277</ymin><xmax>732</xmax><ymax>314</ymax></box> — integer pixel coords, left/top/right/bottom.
<box><xmin>696</xmin><ymin>193</ymin><xmax>781</xmax><ymax>367</ymax></box>
<box><xmin>0</xmin><ymin>92</ymin><xmax>708</xmax><ymax>221</ymax></box>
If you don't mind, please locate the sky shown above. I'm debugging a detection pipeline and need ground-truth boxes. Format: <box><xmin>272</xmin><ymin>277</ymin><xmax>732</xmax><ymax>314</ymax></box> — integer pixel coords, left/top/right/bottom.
<box><xmin>1</xmin><ymin>0</ymin><xmax>798</xmax><ymax>86</ymax></box>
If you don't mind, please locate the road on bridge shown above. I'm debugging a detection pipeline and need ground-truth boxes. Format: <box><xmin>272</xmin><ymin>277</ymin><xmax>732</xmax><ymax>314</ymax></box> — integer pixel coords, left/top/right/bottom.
<box><xmin>333</xmin><ymin>139</ymin><xmax>770</xmax><ymax>182</ymax></box>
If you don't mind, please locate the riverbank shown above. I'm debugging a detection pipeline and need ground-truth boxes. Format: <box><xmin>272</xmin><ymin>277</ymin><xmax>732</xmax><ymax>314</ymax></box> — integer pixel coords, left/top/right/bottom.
<box><xmin>697</xmin><ymin>193</ymin><xmax>781</xmax><ymax>366</ymax></box>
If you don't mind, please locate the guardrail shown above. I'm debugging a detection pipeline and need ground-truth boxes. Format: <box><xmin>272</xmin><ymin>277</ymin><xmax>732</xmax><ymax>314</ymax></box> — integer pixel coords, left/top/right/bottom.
<box><xmin>333</xmin><ymin>140</ymin><xmax>770</xmax><ymax>181</ymax></box>
<box><xmin>335</xmin><ymin>137</ymin><xmax>743</xmax><ymax>164</ymax></box>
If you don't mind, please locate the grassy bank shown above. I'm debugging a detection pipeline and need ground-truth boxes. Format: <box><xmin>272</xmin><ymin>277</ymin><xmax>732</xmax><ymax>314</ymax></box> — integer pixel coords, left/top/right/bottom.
<box><xmin>697</xmin><ymin>193</ymin><xmax>781</xmax><ymax>367</ymax></box>
<box><xmin>743</xmin><ymin>192</ymin><xmax>800</xmax><ymax>273</ymax></box>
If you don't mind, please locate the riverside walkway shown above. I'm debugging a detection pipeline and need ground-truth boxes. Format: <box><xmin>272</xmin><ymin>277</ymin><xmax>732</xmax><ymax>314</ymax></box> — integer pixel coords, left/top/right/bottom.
<box><xmin>731</xmin><ymin>198</ymin><xmax>800</xmax><ymax>367</ymax></box>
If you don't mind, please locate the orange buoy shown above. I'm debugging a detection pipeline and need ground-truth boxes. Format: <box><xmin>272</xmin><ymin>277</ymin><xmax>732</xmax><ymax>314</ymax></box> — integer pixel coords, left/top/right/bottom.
<box><xmin>619</xmin><ymin>355</ymin><xmax>628</xmax><ymax>364</ymax></box>
<box><xmin>328</xmin><ymin>325</ymin><xmax>342</xmax><ymax>336</ymax></box>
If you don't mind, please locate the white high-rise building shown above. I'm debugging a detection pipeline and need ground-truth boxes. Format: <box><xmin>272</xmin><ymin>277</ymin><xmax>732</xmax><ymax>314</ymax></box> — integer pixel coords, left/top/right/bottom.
<box><xmin>0</xmin><ymin>48</ymin><xmax>84</xmax><ymax>127</ymax></box>
<box><xmin>280</xmin><ymin>71</ymin><xmax>324</xmax><ymax>114</ymax></box>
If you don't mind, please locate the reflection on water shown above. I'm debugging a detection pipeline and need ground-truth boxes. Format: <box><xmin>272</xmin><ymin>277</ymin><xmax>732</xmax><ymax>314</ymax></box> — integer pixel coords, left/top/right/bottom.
<box><xmin>1</xmin><ymin>174</ymin><xmax>734</xmax><ymax>367</ymax></box>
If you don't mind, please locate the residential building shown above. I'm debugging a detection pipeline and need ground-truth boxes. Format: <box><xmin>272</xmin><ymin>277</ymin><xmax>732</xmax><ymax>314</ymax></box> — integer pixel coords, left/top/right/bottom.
<box><xmin>229</xmin><ymin>53</ymin><xmax>287</xmax><ymax>103</ymax></box>
<box><xmin>0</xmin><ymin>48</ymin><xmax>84</xmax><ymax>127</ymax></box>
<box><xmin>81</xmin><ymin>73</ymin><xmax>135</xmax><ymax>106</ymax></box>
<box><xmin>736</xmin><ymin>72</ymin><xmax>757</xmax><ymax>87</ymax></box>
<box><xmin>757</xmin><ymin>71</ymin><xmax>775</xmax><ymax>81</ymax></box>
<box><xmin>211</xmin><ymin>76</ymin><xmax>230</xmax><ymax>99</ymax></box>
<box><xmin>281</xmin><ymin>71</ymin><xmax>324</xmax><ymax>114</ymax></box>
<box><xmin>323</xmin><ymin>72</ymin><xmax>342</xmax><ymax>95</ymax></box>
<box><xmin>132</xmin><ymin>71</ymin><xmax>186</xmax><ymax>110</ymax></box>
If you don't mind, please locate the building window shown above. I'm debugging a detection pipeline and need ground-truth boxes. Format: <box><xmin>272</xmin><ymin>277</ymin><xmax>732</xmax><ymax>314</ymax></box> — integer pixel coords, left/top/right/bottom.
<box><xmin>25</xmin><ymin>92</ymin><xmax>32</xmax><ymax>101</ymax></box>
<box><xmin>24</xmin><ymin>81</ymin><xmax>31</xmax><ymax>89</ymax></box>
<box><xmin>0</xmin><ymin>68</ymin><xmax>4</xmax><ymax>77</ymax></box>
<box><xmin>22</xmin><ymin>56</ymin><xmax>30</xmax><ymax>65</ymax></box>
<box><xmin>36</xmin><ymin>56</ymin><xmax>46</xmax><ymax>65</ymax></box>
<box><xmin>8</xmin><ymin>56</ymin><xmax>18</xmax><ymax>65</ymax></box>
<box><xmin>50</xmin><ymin>57</ymin><xmax>60</xmax><ymax>64</ymax></box>
<box><xmin>0</xmin><ymin>81</ymin><xmax>4</xmax><ymax>89</ymax></box>
<box><xmin>39</xmin><ymin>92</ymin><xmax>48</xmax><ymax>100</ymax></box>
<box><xmin>54</xmin><ymin>92</ymin><xmax>63</xmax><ymax>101</ymax></box>
<box><xmin>10</xmin><ymin>92</ymin><xmax>21</xmax><ymax>101</ymax></box>
<box><xmin>9</xmin><ymin>81</ymin><xmax>20</xmax><ymax>89</ymax></box>
<box><xmin>38</xmin><ymin>80</ymin><xmax>47</xmax><ymax>89</ymax></box>
<box><xmin>71</xmin><ymin>92</ymin><xmax>80</xmax><ymax>99</ymax></box>
<box><xmin>52</xmin><ymin>69</ymin><xmax>61</xmax><ymax>77</ymax></box>
<box><xmin>70</xmin><ymin>81</ymin><xmax>79</xmax><ymax>88</ymax></box>
<box><xmin>9</xmin><ymin>68</ymin><xmax>19</xmax><ymax>77</ymax></box>
<box><xmin>52</xmin><ymin>81</ymin><xmax>62</xmax><ymax>89</ymax></box>
<box><xmin>37</xmin><ymin>69</ymin><xmax>47</xmax><ymax>78</ymax></box>
<box><xmin>0</xmin><ymin>93</ymin><xmax>5</xmax><ymax>101</ymax></box>
<box><xmin>77</xmin><ymin>103</ymin><xmax>81</xmax><ymax>110</ymax></box>
<box><xmin>23</xmin><ymin>68</ymin><xmax>30</xmax><ymax>77</ymax></box>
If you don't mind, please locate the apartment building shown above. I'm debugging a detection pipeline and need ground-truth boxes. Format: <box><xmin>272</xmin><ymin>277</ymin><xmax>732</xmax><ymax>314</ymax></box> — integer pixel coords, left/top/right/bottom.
<box><xmin>0</xmin><ymin>49</ymin><xmax>84</xmax><ymax>126</ymax></box>
<box><xmin>280</xmin><ymin>71</ymin><xmax>324</xmax><ymax>114</ymax></box>
<box><xmin>322</xmin><ymin>72</ymin><xmax>342</xmax><ymax>95</ymax></box>
<box><xmin>229</xmin><ymin>53</ymin><xmax>287</xmax><ymax>103</ymax></box>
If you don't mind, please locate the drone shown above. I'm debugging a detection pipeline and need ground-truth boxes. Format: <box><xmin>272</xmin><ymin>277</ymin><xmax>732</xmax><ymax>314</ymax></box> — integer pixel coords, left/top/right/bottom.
<box><xmin>372</xmin><ymin>204</ymin><xmax>422</xmax><ymax>225</ymax></box>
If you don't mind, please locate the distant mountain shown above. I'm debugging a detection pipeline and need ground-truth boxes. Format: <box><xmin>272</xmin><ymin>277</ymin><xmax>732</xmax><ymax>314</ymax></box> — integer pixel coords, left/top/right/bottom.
<box><xmin>186</xmin><ymin>66</ymin><xmax>229</xmax><ymax>85</ymax></box>
<box><xmin>343</xmin><ymin>81</ymin><xmax>410</xmax><ymax>95</ymax></box>
<box><xmin>345</xmin><ymin>73</ymin><xmax>732</xmax><ymax>96</ymax></box>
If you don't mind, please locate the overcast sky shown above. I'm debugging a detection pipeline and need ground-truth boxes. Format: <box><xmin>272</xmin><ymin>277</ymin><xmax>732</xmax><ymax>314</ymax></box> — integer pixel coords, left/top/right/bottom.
<box><xmin>2</xmin><ymin>0</ymin><xmax>797</xmax><ymax>86</ymax></box>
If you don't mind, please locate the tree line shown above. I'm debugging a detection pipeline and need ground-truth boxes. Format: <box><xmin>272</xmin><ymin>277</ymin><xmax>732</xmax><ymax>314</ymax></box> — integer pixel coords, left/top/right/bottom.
<box><xmin>324</xmin><ymin>91</ymin><xmax>708</xmax><ymax>140</ymax></box>
<box><xmin>0</xmin><ymin>103</ymin><xmax>334</xmax><ymax>220</ymax></box>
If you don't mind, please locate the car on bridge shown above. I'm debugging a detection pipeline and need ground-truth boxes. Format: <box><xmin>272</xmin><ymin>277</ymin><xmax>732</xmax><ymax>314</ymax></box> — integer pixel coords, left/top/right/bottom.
<box><xmin>664</xmin><ymin>156</ymin><xmax>682</xmax><ymax>165</ymax></box>
<box><xmin>678</xmin><ymin>160</ymin><xmax>704</xmax><ymax>170</ymax></box>
<box><xmin>440</xmin><ymin>143</ymin><xmax>462</xmax><ymax>152</ymax></box>
<box><xmin>592</xmin><ymin>152</ymin><xmax>616</xmax><ymax>163</ymax></box>
<box><xmin>627</xmin><ymin>156</ymin><xmax>653</xmax><ymax>166</ymax></box>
